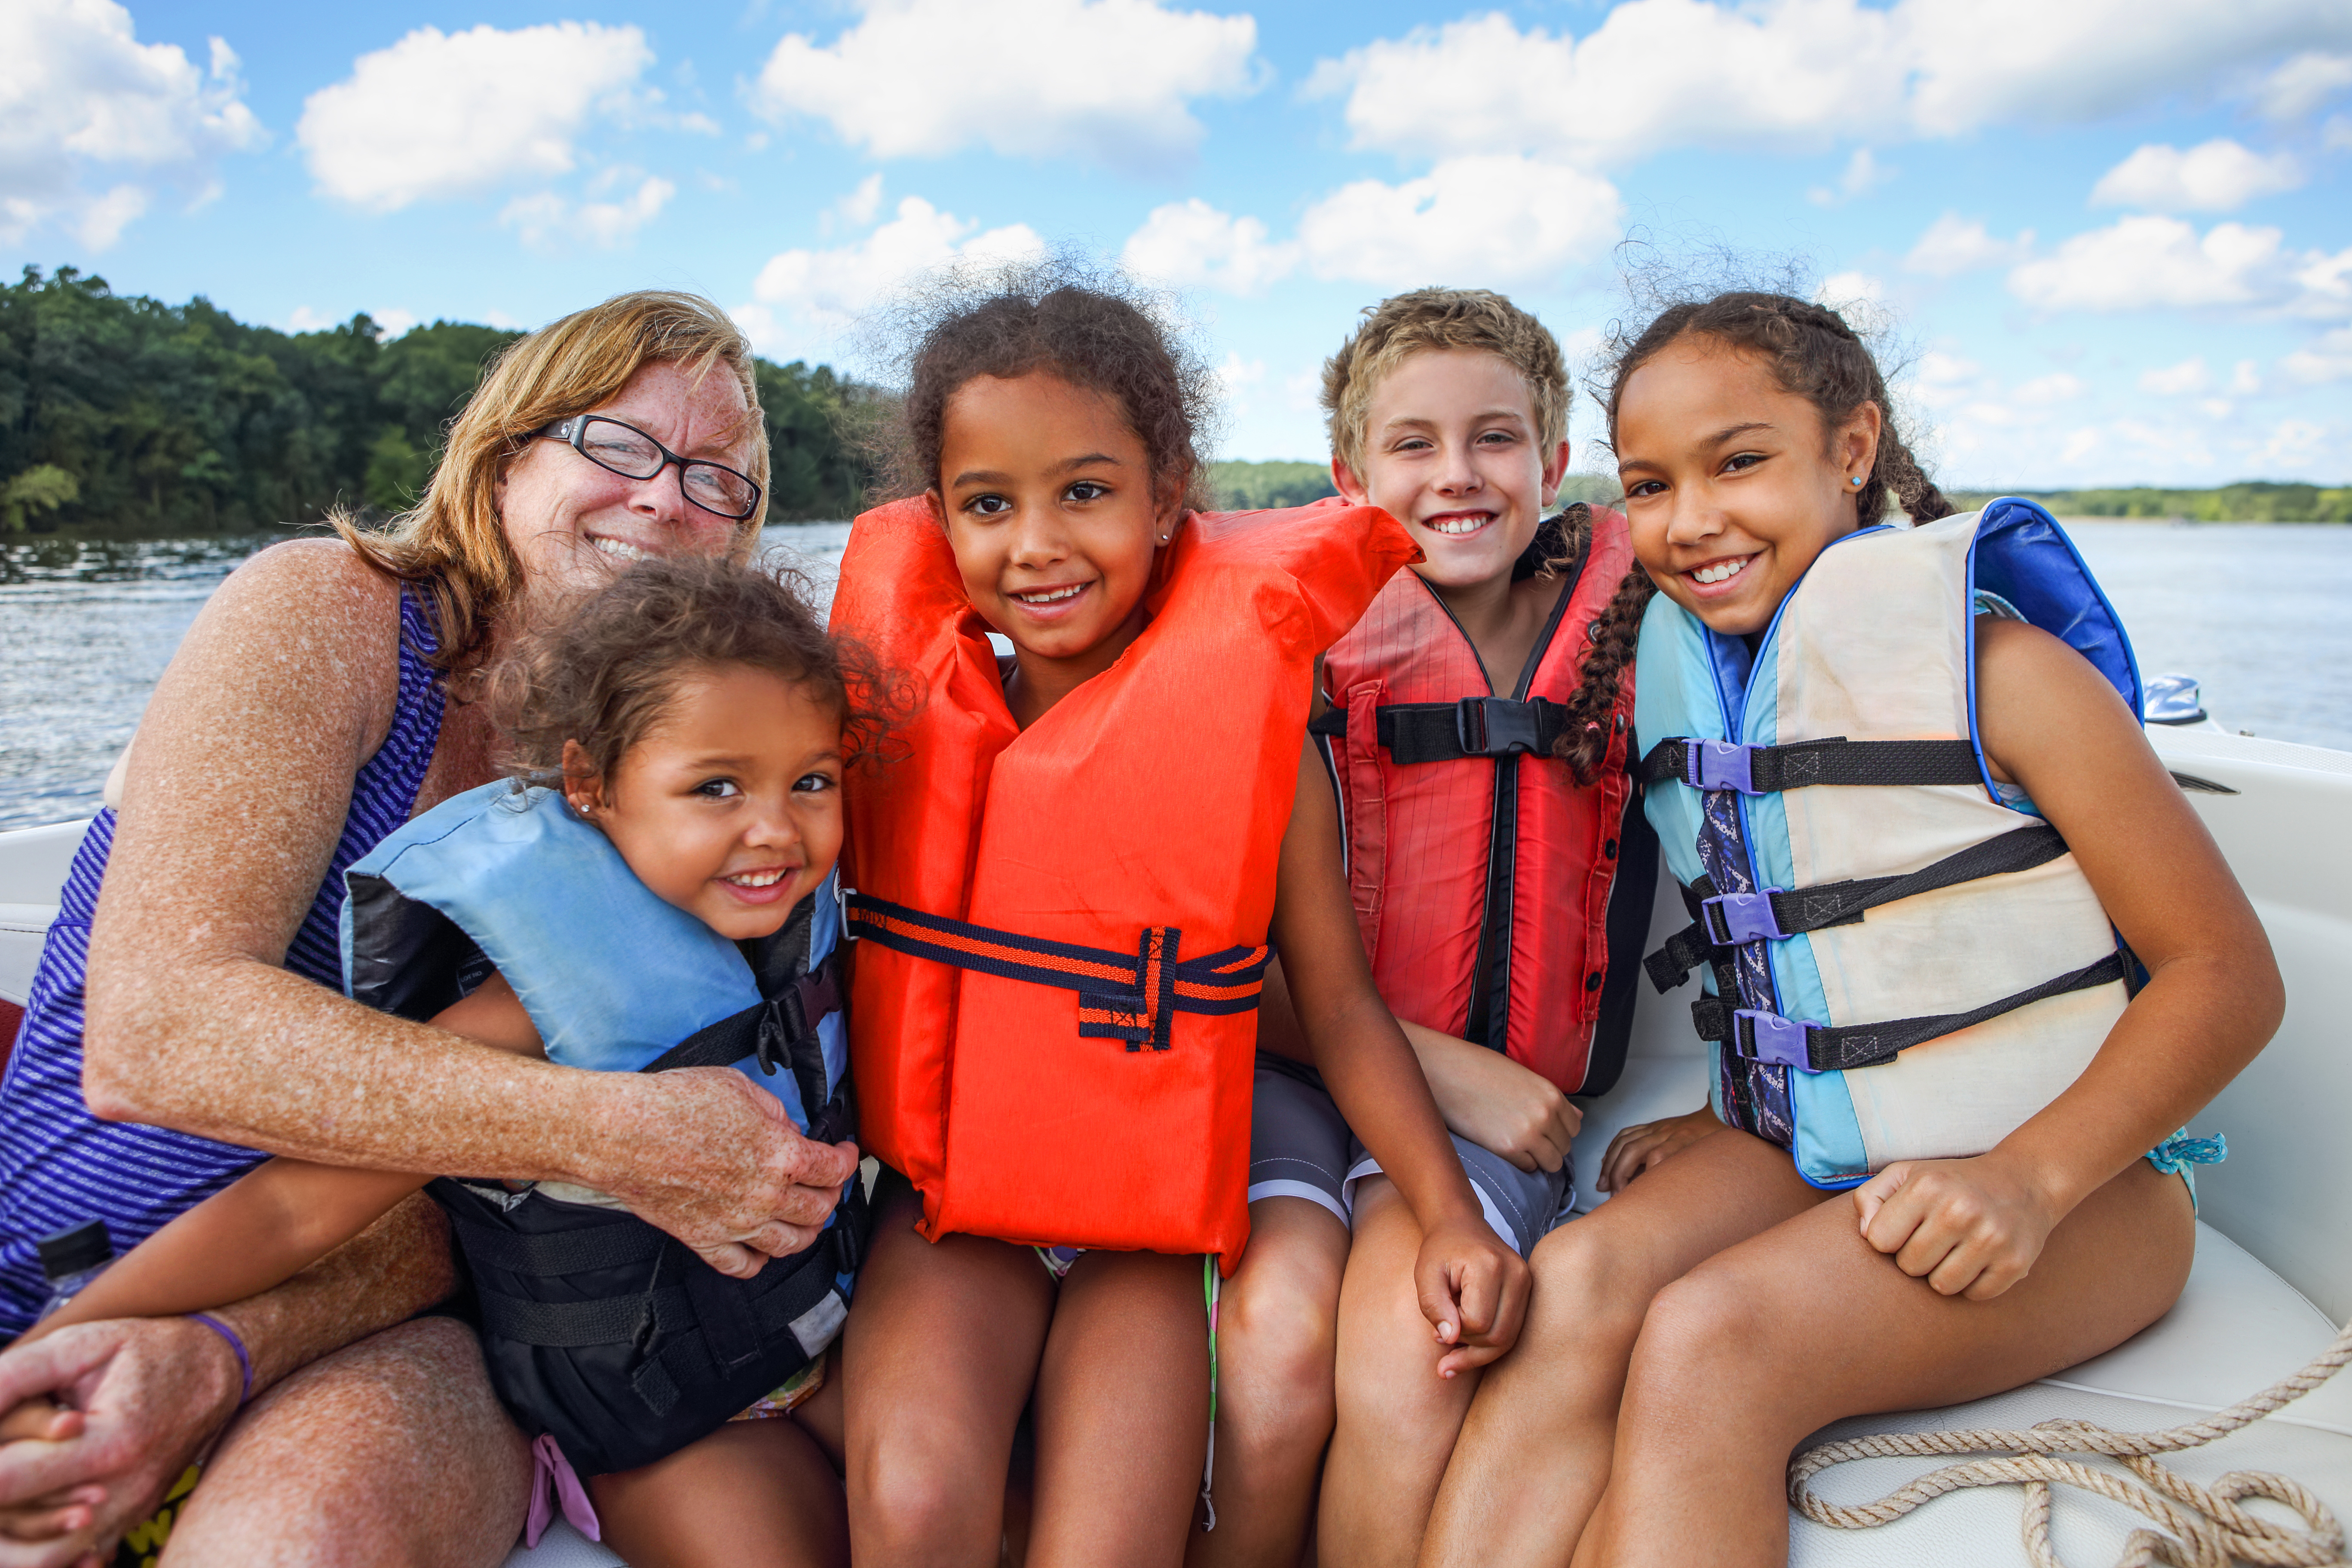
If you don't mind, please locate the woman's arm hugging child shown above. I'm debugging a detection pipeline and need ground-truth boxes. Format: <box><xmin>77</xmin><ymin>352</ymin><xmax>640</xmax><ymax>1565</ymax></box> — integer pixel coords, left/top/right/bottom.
<box><xmin>1204</xmin><ymin>288</ymin><xmax>1657</xmax><ymax>1568</ymax></box>
<box><xmin>830</xmin><ymin>263</ymin><xmax>1525</xmax><ymax>1568</ymax></box>
<box><xmin>9</xmin><ymin>556</ymin><xmax>879</xmax><ymax>1568</ymax></box>
<box><xmin>1420</xmin><ymin>290</ymin><xmax>2280</xmax><ymax>1568</ymax></box>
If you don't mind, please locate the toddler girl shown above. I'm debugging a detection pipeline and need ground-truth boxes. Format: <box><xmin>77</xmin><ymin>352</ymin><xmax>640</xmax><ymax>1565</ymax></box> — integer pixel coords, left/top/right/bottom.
<box><xmin>10</xmin><ymin>556</ymin><xmax>872</xmax><ymax>1568</ymax></box>
<box><xmin>1420</xmin><ymin>291</ymin><xmax>2274</xmax><ymax>1567</ymax></box>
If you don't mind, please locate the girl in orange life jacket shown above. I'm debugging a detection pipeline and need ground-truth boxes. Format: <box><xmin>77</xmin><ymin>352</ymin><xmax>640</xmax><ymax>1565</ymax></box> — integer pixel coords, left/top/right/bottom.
<box><xmin>1196</xmin><ymin>289</ymin><xmax>1655</xmax><ymax>1568</ymax></box>
<box><xmin>1418</xmin><ymin>292</ymin><xmax>2278</xmax><ymax>1568</ymax></box>
<box><xmin>3</xmin><ymin>559</ymin><xmax>870</xmax><ymax>1568</ymax></box>
<box><xmin>832</xmin><ymin>268</ymin><xmax>1527</xmax><ymax>1568</ymax></box>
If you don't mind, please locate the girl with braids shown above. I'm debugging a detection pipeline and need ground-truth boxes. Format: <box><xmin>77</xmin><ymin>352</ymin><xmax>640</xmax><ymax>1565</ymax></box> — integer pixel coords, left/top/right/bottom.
<box><xmin>1202</xmin><ymin>288</ymin><xmax>1655</xmax><ymax>1568</ymax></box>
<box><xmin>1419</xmin><ymin>290</ymin><xmax>2275</xmax><ymax>1568</ymax></box>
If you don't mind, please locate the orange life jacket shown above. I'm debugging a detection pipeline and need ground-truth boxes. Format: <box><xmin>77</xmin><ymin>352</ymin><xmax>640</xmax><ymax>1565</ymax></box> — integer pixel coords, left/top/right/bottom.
<box><xmin>833</xmin><ymin>495</ymin><xmax>1417</xmax><ymax>1269</ymax></box>
<box><xmin>1316</xmin><ymin>507</ymin><xmax>1639</xmax><ymax>1094</ymax></box>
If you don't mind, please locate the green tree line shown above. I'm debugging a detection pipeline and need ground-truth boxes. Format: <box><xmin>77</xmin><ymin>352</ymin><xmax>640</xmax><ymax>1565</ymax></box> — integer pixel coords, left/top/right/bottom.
<box><xmin>0</xmin><ymin>266</ymin><xmax>867</xmax><ymax>536</ymax></box>
<box><xmin>1948</xmin><ymin>483</ymin><xmax>2352</xmax><ymax>522</ymax></box>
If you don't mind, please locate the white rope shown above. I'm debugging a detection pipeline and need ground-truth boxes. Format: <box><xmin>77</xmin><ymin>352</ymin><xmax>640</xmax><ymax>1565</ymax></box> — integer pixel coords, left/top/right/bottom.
<box><xmin>1787</xmin><ymin>1320</ymin><xmax>2352</xmax><ymax>1567</ymax></box>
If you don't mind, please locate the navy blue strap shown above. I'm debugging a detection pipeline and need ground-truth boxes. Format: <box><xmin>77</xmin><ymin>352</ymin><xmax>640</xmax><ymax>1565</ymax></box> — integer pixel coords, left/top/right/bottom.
<box><xmin>1639</xmin><ymin>736</ymin><xmax>1982</xmax><ymax>795</ymax></box>
<box><xmin>843</xmin><ymin>893</ymin><xmax>1269</xmax><ymax>1053</ymax></box>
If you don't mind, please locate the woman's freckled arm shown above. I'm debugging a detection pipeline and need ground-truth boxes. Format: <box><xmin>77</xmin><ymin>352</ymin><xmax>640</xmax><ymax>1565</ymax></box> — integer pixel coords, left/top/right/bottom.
<box><xmin>75</xmin><ymin>540</ymin><xmax>641</xmax><ymax>1189</ymax></box>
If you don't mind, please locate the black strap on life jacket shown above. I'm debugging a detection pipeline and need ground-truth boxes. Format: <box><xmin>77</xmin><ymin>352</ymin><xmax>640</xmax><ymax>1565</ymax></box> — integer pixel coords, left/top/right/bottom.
<box><xmin>639</xmin><ymin>951</ymin><xmax>850</xmax><ymax>1144</ymax></box>
<box><xmin>1686</xmin><ymin>950</ymin><xmax>2128</xmax><ymax>1073</ymax></box>
<box><xmin>1638</xmin><ymin>736</ymin><xmax>1984</xmax><ymax>794</ymax></box>
<box><xmin>1642</xmin><ymin>824</ymin><xmax>2072</xmax><ymax>994</ymax></box>
<box><xmin>1308</xmin><ymin>696</ymin><xmax>1572</xmax><ymax>763</ymax></box>
<box><xmin>842</xmin><ymin>892</ymin><xmax>1270</xmax><ymax>1054</ymax></box>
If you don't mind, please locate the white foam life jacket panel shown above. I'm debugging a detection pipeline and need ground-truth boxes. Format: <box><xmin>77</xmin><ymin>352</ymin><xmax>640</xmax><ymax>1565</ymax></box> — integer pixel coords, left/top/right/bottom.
<box><xmin>1633</xmin><ymin>500</ymin><xmax>2142</xmax><ymax>1187</ymax></box>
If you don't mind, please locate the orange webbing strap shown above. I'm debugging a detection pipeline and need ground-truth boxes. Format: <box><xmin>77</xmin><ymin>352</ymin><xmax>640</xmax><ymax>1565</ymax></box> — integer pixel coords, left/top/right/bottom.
<box><xmin>842</xmin><ymin>893</ymin><xmax>1270</xmax><ymax>1054</ymax></box>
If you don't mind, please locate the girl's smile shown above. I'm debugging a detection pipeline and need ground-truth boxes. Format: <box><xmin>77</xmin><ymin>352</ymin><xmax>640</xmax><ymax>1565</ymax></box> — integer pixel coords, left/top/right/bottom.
<box><xmin>565</xmin><ymin>663</ymin><xmax>845</xmax><ymax>941</ymax></box>
<box><xmin>1615</xmin><ymin>339</ymin><xmax>1882</xmax><ymax>638</ymax></box>
<box><xmin>934</xmin><ymin>371</ymin><xmax>1179</xmax><ymax>726</ymax></box>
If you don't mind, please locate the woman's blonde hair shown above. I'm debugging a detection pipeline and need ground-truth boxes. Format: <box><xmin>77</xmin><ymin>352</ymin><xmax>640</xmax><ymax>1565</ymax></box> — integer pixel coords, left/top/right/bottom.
<box><xmin>335</xmin><ymin>290</ymin><xmax>769</xmax><ymax>673</ymax></box>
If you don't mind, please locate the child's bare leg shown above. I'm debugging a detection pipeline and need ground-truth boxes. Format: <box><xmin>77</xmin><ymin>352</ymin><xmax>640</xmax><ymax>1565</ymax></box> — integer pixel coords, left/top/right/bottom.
<box><xmin>1575</xmin><ymin>1157</ymin><xmax>2193</xmax><ymax>1568</ymax></box>
<box><xmin>1419</xmin><ymin>1132</ymin><xmax>1819</xmax><ymax>1568</ymax></box>
<box><xmin>1185</xmin><ymin>1196</ymin><xmax>1347</xmax><ymax>1568</ymax></box>
<box><xmin>1029</xmin><ymin>1250</ymin><xmax>1211</xmax><ymax>1568</ymax></box>
<box><xmin>591</xmin><ymin>1417</ymin><xmax>846</xmax><ymax>1568</ymax></box>
<box><xmin>1318</xmin><ymin>1176</ymin><xmax>1477</xmax><ymax>1568</ymax></box>
<box><xmin>843</xmin><ymin>1187</ymin><xmax>1054</xmax><ymax>1566</ymax></box>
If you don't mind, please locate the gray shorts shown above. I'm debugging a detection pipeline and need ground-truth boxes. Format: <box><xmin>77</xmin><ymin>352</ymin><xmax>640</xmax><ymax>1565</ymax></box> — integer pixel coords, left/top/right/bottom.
<box><xmin>1248</xmin><ymin>1057</ymin><xmax>1573</xmax><ymax>1257</ymax></box>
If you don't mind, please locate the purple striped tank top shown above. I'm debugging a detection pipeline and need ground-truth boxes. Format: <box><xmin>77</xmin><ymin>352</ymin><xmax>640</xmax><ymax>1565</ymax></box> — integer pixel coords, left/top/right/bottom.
<box><xmin>0</xmin><ymin>586</ymin><xmax>446</xmax><ymax>1334</ymax></box>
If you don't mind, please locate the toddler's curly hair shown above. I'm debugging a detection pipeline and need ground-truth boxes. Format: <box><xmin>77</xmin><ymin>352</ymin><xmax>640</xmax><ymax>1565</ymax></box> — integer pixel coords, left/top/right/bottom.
<box><xmin>491</xmin><ymin>555</ymin><xmax>896</xmax><ymax>791</ymax></box>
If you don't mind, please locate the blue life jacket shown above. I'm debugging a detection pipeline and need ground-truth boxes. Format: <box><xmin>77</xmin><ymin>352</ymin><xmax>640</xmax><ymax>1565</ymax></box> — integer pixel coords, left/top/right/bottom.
<box><xmin>340</xmin><ymin>781</ymin><xmax>863</xmax><ymax>1475</ymax></box>
<box><xmin>1632</xmin><ymin>500</ymin><xmax>2140</xmax><ymax>1188</ymax></box>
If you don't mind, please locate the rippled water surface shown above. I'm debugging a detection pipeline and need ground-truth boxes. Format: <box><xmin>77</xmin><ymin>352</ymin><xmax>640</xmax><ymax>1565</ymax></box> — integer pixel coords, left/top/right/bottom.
<box><xmin>0</xmin><ymin>519</ymin><xmax>2341</xmax><ymax>831</ymax></box>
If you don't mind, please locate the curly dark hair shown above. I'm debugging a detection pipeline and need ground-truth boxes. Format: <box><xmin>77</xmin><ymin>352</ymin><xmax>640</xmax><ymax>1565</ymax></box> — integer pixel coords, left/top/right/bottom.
<box><xmin>1551</xmin><ymin>289</ymin><xmax>1957</xmax><ymax>779</ymax></box>
<box><xmin>491</xmin><ymin>554</ymin><xmax>897</xmax><ymax>791</ymax></box>
<box><xmin>873</xmin><ymin>257</ymin><xmax>1217</xmax><ymax>510</ymax></box>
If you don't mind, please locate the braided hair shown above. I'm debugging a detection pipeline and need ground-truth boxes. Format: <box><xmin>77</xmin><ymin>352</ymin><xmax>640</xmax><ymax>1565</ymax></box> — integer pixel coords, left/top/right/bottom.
<box><xmin>1550</xmin><ymin>291</ymin><xmax>1956</xmax><ymax>779</ymax></box>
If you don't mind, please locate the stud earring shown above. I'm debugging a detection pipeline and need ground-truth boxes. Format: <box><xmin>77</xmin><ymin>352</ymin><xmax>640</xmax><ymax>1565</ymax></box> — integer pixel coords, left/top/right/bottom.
<box><xmin>1851</xmin><ymin>476</ymin><xmax>1864</xmax><ymax>487</ymax></box>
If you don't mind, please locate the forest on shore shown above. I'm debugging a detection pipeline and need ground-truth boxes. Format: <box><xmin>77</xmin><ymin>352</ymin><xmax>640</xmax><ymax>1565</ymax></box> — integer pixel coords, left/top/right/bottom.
<box><xmin>0</xmin><ymin>267</ymin><xmax>864</xmax><ymax>535</ymax></box>
<box><xmin>4</xmin><ymin>268</ymin><xmax>2344</xmax><ymax>536</ymax></box>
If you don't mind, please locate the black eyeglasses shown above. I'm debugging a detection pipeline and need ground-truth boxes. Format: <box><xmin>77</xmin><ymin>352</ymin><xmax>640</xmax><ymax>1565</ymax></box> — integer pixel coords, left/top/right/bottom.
<box><xmin>536</xmin><ymin>415</ymin><xmax>763</xmax><ymax>522</ymax></box>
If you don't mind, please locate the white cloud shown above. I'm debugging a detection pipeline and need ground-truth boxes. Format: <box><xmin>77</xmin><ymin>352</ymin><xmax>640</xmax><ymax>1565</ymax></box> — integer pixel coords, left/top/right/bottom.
<box><xmin>2257</xmin><ymin>51</ymin><xmax>2352</xmax><ymax>119</ymax></box>
<box><xmin>2090</xmin><ymin>139</ymin><xmax>2302</xmax><ymax>212</ymax></box>
<box><xmin>0</xmin><ymin>0</ymin><xmax>264</xmax><ymax>249</ymax></box>
<box><xmin>2230</xmin><ymin>359</ymin><xmax>2263</xmax><ymax>395</ymax></box>
<box><xmin>750</xmin><ymin>195</ymin><xmax>1045</xmax><ymax>329</ymax></box>
<box><xmin>2014</xmin><ymin>372</ymin><xmax>2086</xmax><ymax>406</ymax></box>
<box><xmin>2282</xmin><ymin>327</ymin><xmax>2352</xmax><ymax>383</ymax></box>
<box><xmin>1904</xmin><ymin>213</ymin><xmax>2034</xmax><ymax>276</ymax></box>
<box><xmin>1295</xmin><ymin>156</ymin><xmax>1622</xmax><ymax>289</ymax></box>
<box><xmin>838</xmin><ymin>173</ymin><xmax>885</xmax><ymax>228</ymax></box>
<box><xmin>1809</xmin><ymin>147</ymin><xmax>1897</xmax><ymax>206</ymax></box>
<box><xmin>1815</xmin><ymin>272</ymin><xmax>1890</xmax><ymax>333</ymax></box>
<box><xmin>1121</xmin><ymin>199</ymin><xmax>1298</xmax><ymax>295</ymax></box>
<box><xmin>751</xmin><ymin>0</ymin><xmax>1257</xmax><ymax>174</ymax></box>
<box><xmin>1908</xmin><ymin>350</ymin><xmax>1984</xmax><ymax>410</ymax></box>
<box><xmin>2140</xmin><ymin>356</ymin><xmax>2209</xmax><ymax>395</ymax></box>
<box><xmin>1304</xmin><ymin>2</ymin><xmax>2352</xmax><ymax>168</ymax></box>
<box><xmin>2009</xmin><ymin>215</ymin><xmax>2352</xmax><ymax>317</ymax></box>
<box><xmin>372</xmin><ymin>308</ymin><xmax>419</xmax><ymax>340</ymax></box>
<box><xmin>299</xmin><ymin>22</ymin><xmax>654</xmax><ymax>211</ymax></box>
<box><xmin>501</xmin><ymin>175</ymin><xmax>675</xmax><ymax>248</ymax></box>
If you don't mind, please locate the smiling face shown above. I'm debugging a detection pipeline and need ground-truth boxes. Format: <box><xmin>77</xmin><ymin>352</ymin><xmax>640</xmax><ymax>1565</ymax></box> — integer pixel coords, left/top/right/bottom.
<box><xmin>1334</xmin><ymin>349</ymin><xmax>1569</xmax><ymax>592</ymax></box>
<box><xmin>563</xmin><ymin>662</ymin><xmax>845</xmax><ymax>942</ymax></box>
<box><xmin>934</xmin><ymin>371</ymin><xmax>1178</xmax><ymax>703</ymax></box>
<box><xmin>497</xmin><ymin>359</ymin><xmax>756</xmax><ymax>600</ymax></box>
<box><xmin>1615</xmin><ymin>336</ymin><xmax>1882</xmax><ymax>637</ymax></box>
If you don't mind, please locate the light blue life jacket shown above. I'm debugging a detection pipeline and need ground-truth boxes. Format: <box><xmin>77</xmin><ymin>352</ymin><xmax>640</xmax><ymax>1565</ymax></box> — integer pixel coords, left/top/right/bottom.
<box><xmin>336</xmin><ymin>779</ymin><xmax>862</xmax><ymax>1477</ymax></box>
<box><xmin>340</xmin><ymin>780</ymin><xmax>846</xmax><ymax>1133</ymax></box>
<box><xmin>1633</xmin><ymin>500</ymin><xmax>2141</xmax><ymax>1188</ymax></box>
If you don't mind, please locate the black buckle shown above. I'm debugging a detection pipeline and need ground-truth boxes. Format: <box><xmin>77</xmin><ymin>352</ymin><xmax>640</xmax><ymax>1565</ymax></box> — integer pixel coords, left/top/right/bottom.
<box><xmin>1456</xmin><ymin>697</ymin><xmax>1544</xmax><ymax>757</ymax></box>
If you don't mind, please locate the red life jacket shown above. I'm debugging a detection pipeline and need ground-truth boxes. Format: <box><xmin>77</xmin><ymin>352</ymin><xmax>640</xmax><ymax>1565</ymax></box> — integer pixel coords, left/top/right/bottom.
<box><xmin>834</xmin><ymin>495</ymin><xmax>1416</xmax><ymax>1269</ymax></box>
<box><xmin>1316</xmin><ymin>507</ymin><xmax>1638</xmax><ymax>1094</ymax></box>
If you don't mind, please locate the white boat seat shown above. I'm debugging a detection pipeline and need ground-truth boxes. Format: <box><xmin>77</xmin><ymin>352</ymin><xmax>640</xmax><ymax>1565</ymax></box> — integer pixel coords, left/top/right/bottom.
<box><xmin>502</xmin><ymin>1056</ymin><xmax>2350</xmax><ymax>1568</ymax></box>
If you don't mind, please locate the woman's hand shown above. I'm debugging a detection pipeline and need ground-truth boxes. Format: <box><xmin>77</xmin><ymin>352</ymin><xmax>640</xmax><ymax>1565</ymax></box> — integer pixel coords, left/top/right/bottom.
<box><xmin>593</xmin><ymin>1067</ymin><xmax>861</xmax><ymax>1279</ymax></box>
<box><xmin>1853</xmin><ymin>1152</ymin><xmax>2062</xmax><ymax>1301</ymax></box>
<box><xmin>1414</xmin><ymin>1214</ymin><xmax>1531</xmax><ymax>1380</ymax></box>
<box><xmin>1596</xmin><ymin>1105</ymin><xmax>1719</xmax><ymax>1193</ymax></box>
<box><xmin>1406</xmin><ymin>1025</ymin><xmax>1581</xmax><ymax>1174</ymax></box>
<box><xmin>0</xmin><ymin>1318</ymin><xmax>243</xmax><ymax>1568</ymax></box>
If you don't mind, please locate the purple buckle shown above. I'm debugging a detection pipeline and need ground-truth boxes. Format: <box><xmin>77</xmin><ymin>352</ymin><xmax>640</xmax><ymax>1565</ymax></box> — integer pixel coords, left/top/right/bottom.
<box><xmin>1687</xmin><ymin>740</ymin><xmax>1758</xmax><ymax>794</ymax></box>
<box><xmin>1731</xmin><ymin>1008</ymin><xmax>1817</xmax><ymax>1071</ymax></box>
<box><xmin>1703</xmin><ymin>890</ymin><xmax>1786</xmax><ymax>945</ymax></box>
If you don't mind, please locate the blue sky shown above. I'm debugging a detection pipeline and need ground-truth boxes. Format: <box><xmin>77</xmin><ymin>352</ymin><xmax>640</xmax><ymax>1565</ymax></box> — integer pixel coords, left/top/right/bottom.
<box><xmin>6</xmin><ymin>0</ymin><xmax>2350</xmax><ymax>487</ymax></box>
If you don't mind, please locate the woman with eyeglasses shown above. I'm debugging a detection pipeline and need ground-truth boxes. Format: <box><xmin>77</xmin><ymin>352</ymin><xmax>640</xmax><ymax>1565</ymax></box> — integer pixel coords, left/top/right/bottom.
<box><xmin>0</xmin><ymin>291</ymin><xmax>856</xmax><ymax>1567</ymax></box>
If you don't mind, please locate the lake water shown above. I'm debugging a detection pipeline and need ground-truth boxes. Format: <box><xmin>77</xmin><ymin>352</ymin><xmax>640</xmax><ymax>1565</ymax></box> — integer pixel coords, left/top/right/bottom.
<box><xmin>1</xmin><ymin>519</ymin><xmax>2342</xmax><ymax>832</ymax></box>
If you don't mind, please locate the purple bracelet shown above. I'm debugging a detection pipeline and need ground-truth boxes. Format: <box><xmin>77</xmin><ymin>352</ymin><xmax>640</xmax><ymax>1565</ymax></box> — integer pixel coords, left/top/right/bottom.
<box><xmin>186</xmin><ymin>1313</ymin><xmax>253</xmax><ymax>1407</ymax></box>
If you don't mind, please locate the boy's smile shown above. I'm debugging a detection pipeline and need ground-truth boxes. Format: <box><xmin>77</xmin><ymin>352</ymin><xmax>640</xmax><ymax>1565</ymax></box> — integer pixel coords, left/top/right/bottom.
<box><xmin>1334</xmin><ymin>349</ymin><xmax>1569</xmax><ymax>595</ymax></box>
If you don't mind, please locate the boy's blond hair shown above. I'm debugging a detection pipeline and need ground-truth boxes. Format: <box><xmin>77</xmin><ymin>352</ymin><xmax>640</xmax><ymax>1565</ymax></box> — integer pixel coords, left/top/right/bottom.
<box><xmin>1321</xmin><ymin>288</ymin><xmax>1569</xmax><ymax>474</ymax></box>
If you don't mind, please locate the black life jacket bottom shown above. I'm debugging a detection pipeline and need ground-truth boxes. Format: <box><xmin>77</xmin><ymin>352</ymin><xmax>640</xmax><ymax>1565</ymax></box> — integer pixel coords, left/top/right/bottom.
<box><xmin>432</xmin><ymin>1172</ymin><xmax>868</xmax><ymax>1477</ymax></box>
